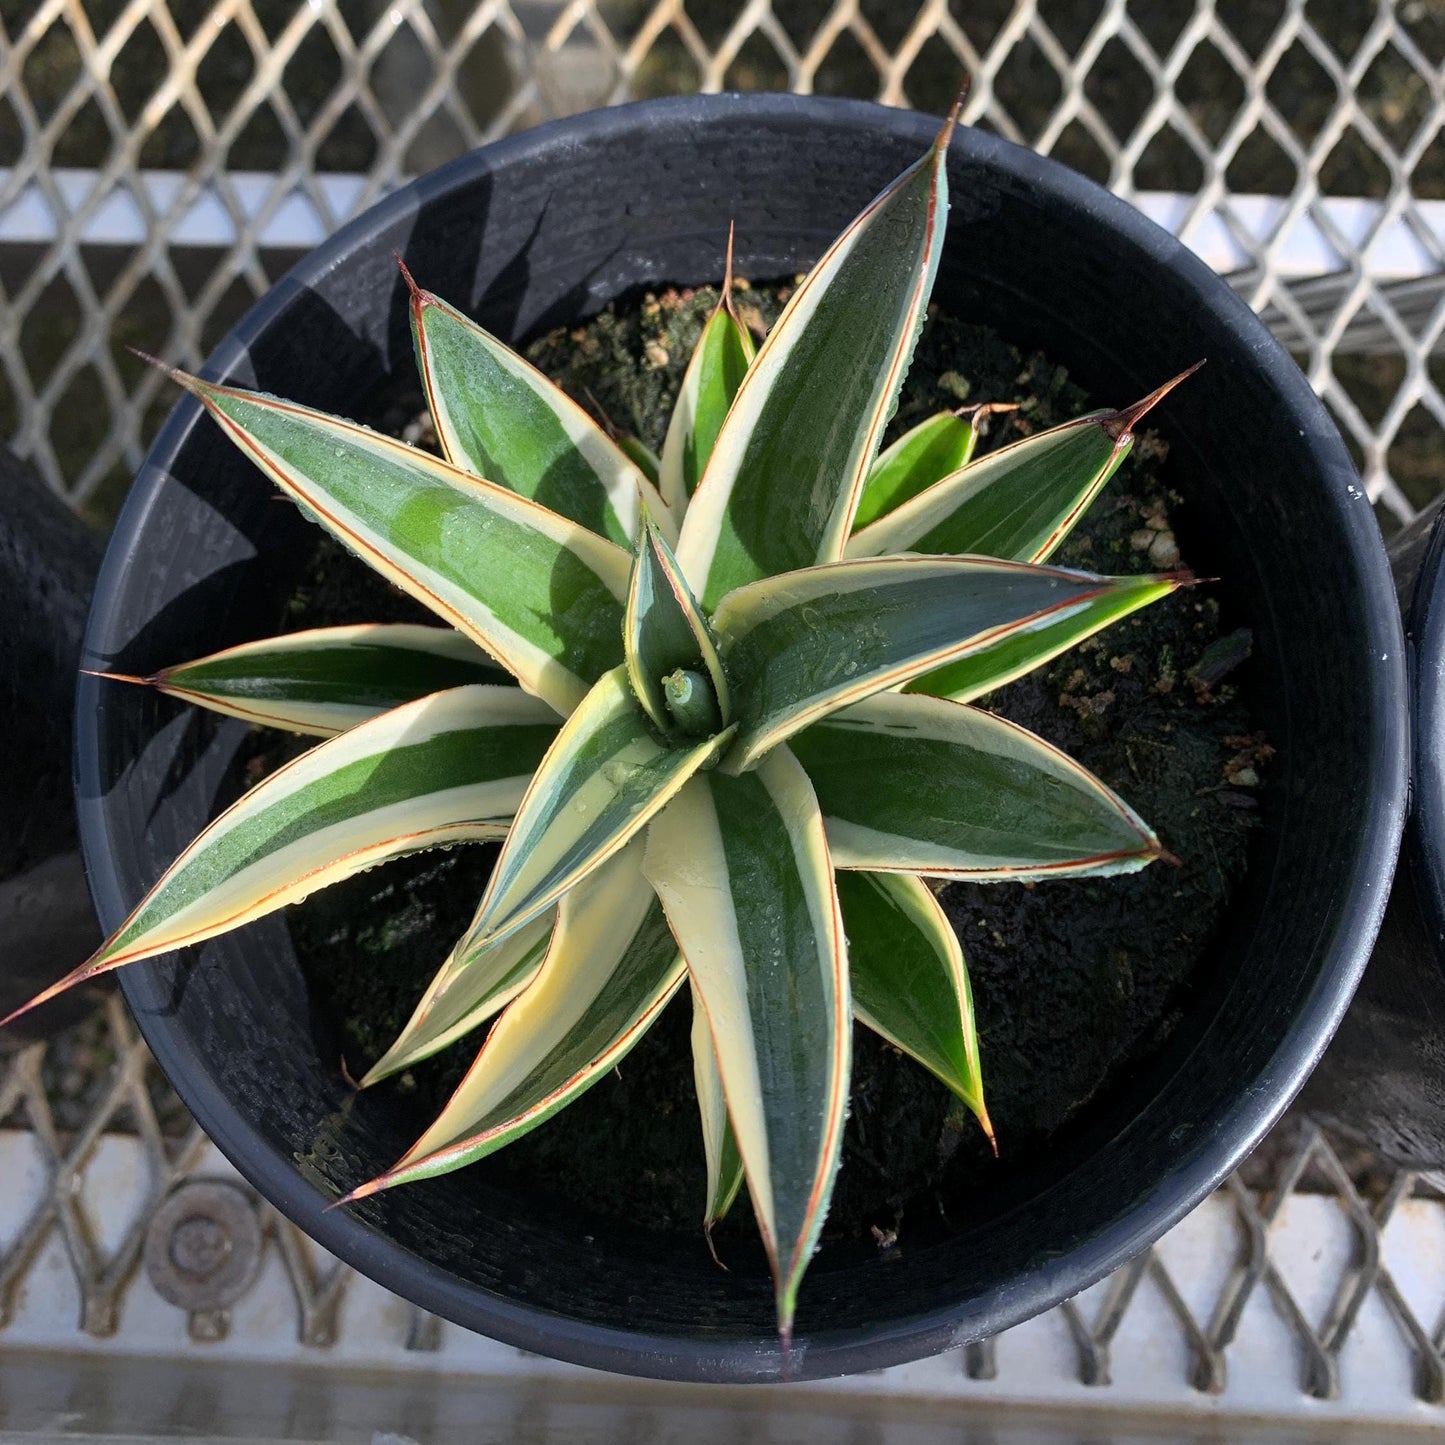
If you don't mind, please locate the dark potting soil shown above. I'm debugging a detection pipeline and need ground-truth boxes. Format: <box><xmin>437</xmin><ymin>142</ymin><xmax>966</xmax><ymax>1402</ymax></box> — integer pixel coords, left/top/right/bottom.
<box><xmin>280</xmin><ymin>281</ymin><xmax>1267</xmax><ymax>1254</ymax></box>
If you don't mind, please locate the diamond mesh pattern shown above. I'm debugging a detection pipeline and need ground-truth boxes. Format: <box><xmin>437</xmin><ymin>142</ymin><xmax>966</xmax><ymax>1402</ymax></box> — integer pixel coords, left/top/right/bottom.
<box><xmin>6</xmin><ymin>1000</ymin><xmax>1445</xmax><ymax>1401</ymax></box>
<box><xmin>0</xmin><ymin>0</ymin><xmax>1441</xmax><ymax>525</ymax></box>
<box><xmin>2</xmin><ymin>0</ymin><xmax>1444</xmax><ymax>1406</ymax></box>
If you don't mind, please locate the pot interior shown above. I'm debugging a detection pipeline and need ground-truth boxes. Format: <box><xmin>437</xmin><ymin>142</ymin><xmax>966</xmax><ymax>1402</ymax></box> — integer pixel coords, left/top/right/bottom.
<box><xmin>78</xmin><ymin>97</ymin><xmax>1401</xmax><ymax>1382</ymax></box>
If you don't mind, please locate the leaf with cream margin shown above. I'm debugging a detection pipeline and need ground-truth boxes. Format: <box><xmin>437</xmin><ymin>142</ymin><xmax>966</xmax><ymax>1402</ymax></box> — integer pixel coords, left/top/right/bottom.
<box><xmin>789</xmin><ymin>690</ymin><xmax>1162</xmax><ymax>880</ymax></box>
<box><xmin>359</xmin><ymin>912</ymin><xmax>555</xmax><ymax>1086</ymax></box>
<box><xmin>676</xmin><ymin>107</ymin><xmax>955</xmax><ymax>609</ymax></box>
<box><xmin>700</xmin><ymin>868</ymin><xmax>995</xmax><ymax>1227</ymax></box>
<box><xmin>341</xmin><ymin>838</ymin><xmax>684</xmax><ymax>1195</ymax></box>
<box><xmin>156</xmin><ymin>365</ymin><xmax>631</xmax><ymax>716</ymax></box>
<box><xmin>405</xmin><ymin>263</ymin><xmax>669</xmax><ymax>546</ymax></box>
<box><xmin>644</xmin><ymin>747</ymin><xmax>849</xmax><ymax>1342</ymax></box>
<box><xmin>97</xmin><ymin>624</ymin><xmax>508</xmax><ymax>737</ymax></box>
<box><xmin>690</xmin><ymin>988</ymin><xmax>746</xmax><ymax>1235</ymax></box>
<box><xmin>624</xmin><ymin>513</ymin><xmax>730</xmax><ymax>735</ymax></box>
<box><xmin>659</xmin><ymin>228</ymin><xmax>756</xmax><ymax>517</ymax></box>
<box><xmin>836</xmin><ymin>870</ymin><xmax>991</xmax><ymax>1145</ymax></box>
<box><xmin>1</xmin><ymin>686</ymin><xmax>558</xmax><ymax>1027</ymax></box>
<box><xmin>847</xmin><ymin>367</ymin><xmax>1204</xmax><ymax>564</ymax></box>
<box><xmin>851</xmin><ymin>408</ymin><xmax>977</xmax><ymax>532</ymax></box>
<box><xmin>906</xmin><ymin>573</ymin><xmax>1178</xmax><ymax>703</ymax></box>
<box><xmin>458</xmin><ymin>667</ymin><xmax>735</xmax><ymax>952</ymax></box>
<box><xmin>714</xmin><ymin>554</ymin><xmax>1181</xmax><ymax>772</ymax></box>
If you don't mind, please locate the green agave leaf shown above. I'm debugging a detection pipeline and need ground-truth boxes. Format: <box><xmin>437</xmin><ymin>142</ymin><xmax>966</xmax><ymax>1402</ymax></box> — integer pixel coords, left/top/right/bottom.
<box><xmin>2</xmin><ymin>686</ymin><xmax>558</xmax><ymax>1027</ymax></box>
<box><xmin>789</xmin><ymin>690</ymin><xmax>1162</xmax><ymax>879</ymax></box>
<box><xmin>163</xmin><ymin>367</ymin><xmax>631</xmax><ymax>716</ymax></box>
<box><xmin>460</xmin><ymin>667</ymin><xmax>736</xmax><ymax>952</ymax></box>
<box><xmin>837</xmin><ymin>870</ymin><xmax>991</xmax><ymax>1145</ymax></box>
<box><xmin>659</xmin><ymin>236</ymin><xmax>756</xmax><ymax>517</ymax></box>
<box><xmin>697</xmin><ymin>865</ymin><xmax>992</xmax><ymax>1233</ymax></box>
<box><xmin>714</xmin><ymin>554</ymin><xmax>1177</xmax><ymax>772</ymax></box>
<box><xmin>644</xmin><ymin>747</ymin><xmax>849</xmax><ymax>1342</ymax></box>
<box><xmin>359</xmin><ymin>912</ymin><xmax>554</xmax><ymax>1087</ymax></box>
<box><xmin>851</xmin><ymin>409</ymin><xmax>976</xmax><ymax>532</ymax></box>
<box><xmin>907</xmin><ymin>574</ymin><xmax>1178</xmax><ymax>702</ymax></box>
<box><xmin>344</xmin><ymin>838</ymin><xmax>684</xmax><ymax>1196</ymax></box>
<box><xmin>405</xmin><ymin>264</ymin><xmax>669</xmax><ymax>547</ymax></box>
<box><xmin>691</xmin><ymin>983</ymin><xmax>746</xmax><ymax>1234</ymax></box>
<box><xmin>676</xmin><ymin>111</ymin><xmax>954</xmax><ymax>610</ymax></box>
<box><xmin>847</xmin><ymin>367</ymin><xmax>1202</xmax><ymax>565</ymax></box>
<box><xmin>624</xmin><ymin>514</ymin><xmax>730</xmax><ymax>735</ymax></box>
<box><xmin>616</xmin><ymin>432</ymin><xmax>661</xmax><ymax>485</ymax></box>
<box><xmin>99</xmin><ymin>624</ymin><xmax>508</xmax><ymax>737</ymax></box>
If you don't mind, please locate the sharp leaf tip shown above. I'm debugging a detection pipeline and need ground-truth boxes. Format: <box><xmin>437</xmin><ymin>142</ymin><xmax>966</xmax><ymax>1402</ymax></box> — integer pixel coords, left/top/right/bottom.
<box><xmin>393</xmin><ymin>252</ymin><xmax>424</xmax><ymax>302</ymax></box>
<box><xmin>82</xmin><ymin>668</ymin><xmax>150</xmax><ymax>685</ymax></box>
<box><xmin>1104</xmin><ymin>360</ymin><xmax>1207</xmax><ymax>439</ymax></box>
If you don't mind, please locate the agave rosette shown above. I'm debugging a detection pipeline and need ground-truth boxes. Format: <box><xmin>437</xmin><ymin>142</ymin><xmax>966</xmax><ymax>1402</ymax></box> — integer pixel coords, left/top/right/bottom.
<box><xmin>11</xmin><ymin>108</ymin><xmax>1200</xmax><ymax>1340</ymax></box>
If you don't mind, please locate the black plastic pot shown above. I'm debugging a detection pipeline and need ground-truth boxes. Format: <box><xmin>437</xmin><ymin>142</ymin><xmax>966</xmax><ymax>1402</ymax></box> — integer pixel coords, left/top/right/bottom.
<box><xmin>77</xmin><ymin>96</ymin><xmax>1406</xmax><ymax>1382</ymax></box>
<box><xmin>1302</xmin><ymin>499</ymin><xmax>1445</xmax><ymax>1166</ymax></box>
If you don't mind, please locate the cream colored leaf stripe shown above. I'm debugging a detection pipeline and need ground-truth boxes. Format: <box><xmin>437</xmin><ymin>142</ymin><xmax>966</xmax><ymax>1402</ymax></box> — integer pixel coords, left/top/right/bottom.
<box><xmin>790</xmin><ymin>691</ymin><xmax>1162</xmax><ymax>880</ymax></box>
<box><xmin>645</xmin><ymin>748</ymin><xmax>849</xmax><ymax>1340</ymax></box>
<box><xmin>715</xmin><ymin>554</ymin><xmax>1174</xmax><ymax>771</ymax></box>
<box><xmin>344</xmin><ymin>840</ymin><xmax>684</xmax><ymax>1195</ymax></box>
<box><xmin>99</xmin><ymin>624</ymin><xmax>506</xmax><ymax>737</ymax></box>
<box><xmin>462</xmin><ymin>667</ymin><xmax>736</xmax><ymax>952</ymax></box>
<box><xmin>161</xmin><ymin>365</ymin><xmax>632</xmax><ymax>716</ymax></box>
<box><xmin>3</xmin><ymin>686</ymin><xmax>558</xmax><ymax>1026</ymax></box>
<box><xmin>404</xmin><ymin>262</ymin><xmax>671</xmax><ymax>547</ymax></box>
<box><xmin>360</xmin><ymin>912</ymin><xmax>555</xmax><ymax>1087</ymax></box>
<box><xmin>676</xmin><ymin>107</ymin><xmax>956</xmax><ymax>609</ymax></box>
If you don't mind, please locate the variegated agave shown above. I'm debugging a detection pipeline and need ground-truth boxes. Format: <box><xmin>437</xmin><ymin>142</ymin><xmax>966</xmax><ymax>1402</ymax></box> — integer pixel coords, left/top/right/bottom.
<box><xmin>9</xmin><ymin>108</ymin><xmax>1200</xmax><ymax>1341</ymax></box>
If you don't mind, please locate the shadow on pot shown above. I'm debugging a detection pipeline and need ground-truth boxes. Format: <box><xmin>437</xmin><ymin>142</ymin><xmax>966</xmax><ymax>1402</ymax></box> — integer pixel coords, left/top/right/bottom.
<box><xmin>1304</xmin><ymin>497</ymin><xmax>1445</xmax><ymax>1168</ymax></box>
<box><xmin>0</xmin><ymin>443</ymin><xmax>105</xmax><ymax>1043</ymax></box>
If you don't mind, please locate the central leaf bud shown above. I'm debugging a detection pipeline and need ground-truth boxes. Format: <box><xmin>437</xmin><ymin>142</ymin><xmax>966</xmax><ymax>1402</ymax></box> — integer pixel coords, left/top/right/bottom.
<box><xmin>661</xmin><ymin>667</ymin><xmax>721</xmax><ymax>739</ymax></box>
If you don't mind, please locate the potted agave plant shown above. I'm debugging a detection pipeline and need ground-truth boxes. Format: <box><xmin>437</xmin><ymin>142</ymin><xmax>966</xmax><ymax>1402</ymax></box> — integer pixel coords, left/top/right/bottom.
<box><xmin>30</xmin><ymin>95</ymin><xmax>1403</xmax><ymax>1380</ymax></box>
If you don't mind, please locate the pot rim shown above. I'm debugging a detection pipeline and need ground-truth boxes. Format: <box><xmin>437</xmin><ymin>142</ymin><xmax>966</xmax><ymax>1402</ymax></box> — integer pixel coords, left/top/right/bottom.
<box><xmin>1408</xmin><ymin>508</ymin><xmax>1445</xmax><ymax>945</ymax></box>
<box><xmin>76</xmin><ymin>93</ymin><xmax>1408</xmax><ymax>1382</ymax></box>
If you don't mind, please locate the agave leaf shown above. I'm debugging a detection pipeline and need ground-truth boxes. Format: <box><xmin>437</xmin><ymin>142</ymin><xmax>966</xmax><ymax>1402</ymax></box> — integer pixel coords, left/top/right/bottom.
<box><xmin>676</xmin><ymin>111</ymin><xmax>954</xmax><ymax>609</ymax></box>
<box><xmin>691</xmin><ymin>984</ymin><xmax>746</xmax><ymax>1232</ymax></box>
<box><xmin>405</xmin><ymin>266</ymin><xmax>668</xmax><ymax>546</ymax></box>
<box><xmin>659</xmin><ymin>235</ymin><xmax>756</xmax><ymax>517</ymax></box>
<box><xmin>624</xmin><ymin>514</ymin><xmax>730</xmax><ymax>734</ymax></box>
<box><xmin>837</xmin><ymin>870</ymin><xmax>991</xmax><ymax>1143</ymax></box>
<box><xmin>714</xmin><ymin>554</ymin><xmax>1179</xmax><ymax>772</ymax></box>
<box><xmin>846</xmin><ymin>413</ymin><xmax>1118</xmax><ymax>562</ymax></box>
<box><xmin>164</xmin><ymin>368</ymin><xmax>631</xmax><ymax>716</ymax></box>
<box><xmin>100</xmin><ymin>624</ymin><xmax>508</xmax><ymax>737</ymax></box>
<box><xmin>644</xmin><ymin>747</ymin><xmax>849</xmax><ymax>1341</ymax></box>
<box><xmin>616</xmin><ymin>433</ymin><xmax>661</xmax><ymax>485</ymax></box>
<box><xmin>359</xmin><ymin>912</ymin><xmax>554</xmax><ymax>1086</ymax></box>
<box><xmin>693</xmin><ymin>864</ymin><xmax>992</xmax><ymax>1229</ymax></box>
<box><xmin>2</xmin><ymin>686</ymin><xmax>558</xmax><ymax>1027</ymax></box>
<box><xmin>344</xmin><ymin>838</ymin><xmax>684</xmax><ymax>1196</ymax></box>
<box><xmin>460</xmin><ymin>667</ymin><xmax>736</xmax><ymax>951</ymax></box>
<box><xmin>789</xmin><ymin>691</ymin><xmax>1161</xmax><ymax>880</ymax></box>
<box><xmin>907</xmin><ymin>574</ymin><xmax>1177</xmax><ymax>702</ymax></box>
<box><xmin>848</xmin><ymin>367</ymin><xmax>1203</xmax><ymax>564</ymax></box>
<box><xmin>851</xmin><ymin>409</ymin><xmax>976</xmax><ymax>532</ymax></box>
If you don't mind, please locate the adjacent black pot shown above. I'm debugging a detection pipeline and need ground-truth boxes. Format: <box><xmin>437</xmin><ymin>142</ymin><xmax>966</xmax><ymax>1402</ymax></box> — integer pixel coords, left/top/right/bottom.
<box><xmin>1303</xmin><ymin>500</ymin><xmax>1445</xmax><ymax>1166</ymax></box>
<box><xmin>1</xmin><ymin>442</ymin><xmax>103</xmax><ymax>1040</ymax></box>
<box><xmin>77</xmin><ymin>96</ymin><xmax>1407</xmax><ymax>1382</ymax></box>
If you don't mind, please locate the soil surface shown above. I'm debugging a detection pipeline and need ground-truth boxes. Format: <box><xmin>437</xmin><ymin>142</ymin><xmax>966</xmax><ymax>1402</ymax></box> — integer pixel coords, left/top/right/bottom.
<box><xmin>282</xmin><ymin>281</ymin><xmax>1267</xmax><ymax>1252</ymax></box>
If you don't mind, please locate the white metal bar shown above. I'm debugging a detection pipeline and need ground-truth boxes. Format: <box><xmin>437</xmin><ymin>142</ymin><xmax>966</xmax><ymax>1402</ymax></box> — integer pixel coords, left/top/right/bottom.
<box><xmin>2</xmin><ymin>169</ymin><xmax>1443</xmax><ymax>284</ymax></box>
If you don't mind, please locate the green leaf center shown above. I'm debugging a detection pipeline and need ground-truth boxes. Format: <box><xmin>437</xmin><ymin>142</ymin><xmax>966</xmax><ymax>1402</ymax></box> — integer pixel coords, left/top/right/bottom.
<box><xmin>662</xmin><ymin>668</ymin><xmax>721</xmax><ymax>738</ymax></box>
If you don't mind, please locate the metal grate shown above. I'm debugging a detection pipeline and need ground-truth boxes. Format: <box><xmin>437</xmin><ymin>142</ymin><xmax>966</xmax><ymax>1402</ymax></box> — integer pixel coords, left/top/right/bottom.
<box><xmin>6</xmin><ymin>995</ymin><xmax>1445</xmax><ymax>1424</ymax></box>
<box><xmin>0</xmin><ymin>0</ymin><xmax>1442</xmax><ymax>526</ymax></box>
<box><xmin>3</xmin><ymin>1</ymin><xmax>1445</xmax><ymax>1426</ymax></box>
